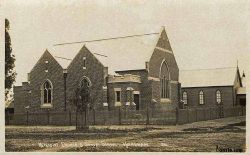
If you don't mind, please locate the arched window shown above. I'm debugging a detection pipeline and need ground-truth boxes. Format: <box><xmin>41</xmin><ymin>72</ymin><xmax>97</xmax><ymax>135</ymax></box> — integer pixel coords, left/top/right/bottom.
<box><xmin>182</xmin><ymin>91</ymin><xmax>188</xmax><ymax>105</ymax></box>
<box><xmin>199</xmin><ymin>91</ymin><xmax>204</xmax><ymax>105</ymax></box>
<box><xmin>216</xmin><ymin>90</ymin><xmax>222</xmax><ymax>104</ymax></box>
<box><xmin>79</xmin><ymin>76</ymin><xmax>91</xmax><ymax>88</ymax></box>
<box><xmin>160</xmin><ymin>61</ymin><xmax>170</xmax><ymax>99</ymax></box>
<box><xmin>41</xmin><ymin>80</ymin><xmax>53</xmax><ymax>104</ymax></box>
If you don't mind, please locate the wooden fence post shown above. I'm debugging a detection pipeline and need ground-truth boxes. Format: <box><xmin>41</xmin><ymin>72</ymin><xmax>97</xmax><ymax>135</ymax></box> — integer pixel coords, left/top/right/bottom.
<box><xmin>146</xmin><ymin>102</ymin><xmax>149</xmax><ymax>125</ymax></box>
<box><xmin>26</xmin><ymin>111</ymin><xmax>29</xmax><ymax>125</ymax></box>
<box><xmin>76</xmin><ymin>110</ymin><xmax>78</xmax><ymax>129</ymax></box>
<box><xmin>175</xmin><ymin>107</ymin><xmax>179</xmax><ymax>125</ymax></box>
<box><xmin>93</xmin><ymin>108</ymin><xmax>96</xmax><ymax>125</ymax></box>
<box><xmin>209</xmin><ymin>107</ymin><xmax>212</xmax><ymax>120</ymax></box>
<box><xmin>69</xmin><ymin>111</ymin><xmax>71</xmax><ymax>126</ymax></box>
<box><xmin>203</xmin><ymin>108</ymin><xmax>206</xmax><ymax>121</ymax></box>
<box><xmin>6</xmin><ymin>110</ymin><xmax>10</xmax><ymax>125</ymax></box>
<box><xmin>195</xmin><ymin>108</ymin><xmax>198</xmax><ymax>122</ymax></box>
<box><xmin>119</xmin><ymin>107</ymin><xmax>121</xmax><ymax>125</ymax></box>
<box><xmin>47</xmin><ymin>109</ymin><xmax>50</xmax><ymax>125</ymax></box>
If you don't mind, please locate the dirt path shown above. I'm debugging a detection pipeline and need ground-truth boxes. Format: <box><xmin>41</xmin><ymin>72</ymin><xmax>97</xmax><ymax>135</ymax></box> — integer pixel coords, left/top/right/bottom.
<box><xmin>6</xmin><ymin>116</ymin><xmax>246</xmax><ymax>152</ymax></box>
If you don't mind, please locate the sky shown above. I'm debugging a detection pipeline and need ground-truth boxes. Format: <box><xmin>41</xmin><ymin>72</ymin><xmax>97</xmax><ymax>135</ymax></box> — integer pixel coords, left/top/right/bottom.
<box><xmin>3</xmin><ymin>0</ymin><xmax>249</xmax><ymax>86</ymax></box>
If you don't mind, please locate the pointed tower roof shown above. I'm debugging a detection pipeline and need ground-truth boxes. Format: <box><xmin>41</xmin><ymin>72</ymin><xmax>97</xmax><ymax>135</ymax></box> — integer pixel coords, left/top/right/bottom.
<box><xmin>155</xmin><ymin>26</ymin><xmax>173</xmax><ymax>52</ymax></box>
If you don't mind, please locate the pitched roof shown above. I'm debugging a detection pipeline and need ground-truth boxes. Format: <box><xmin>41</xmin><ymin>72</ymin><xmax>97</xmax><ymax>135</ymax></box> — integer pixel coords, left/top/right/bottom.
<box><xmin>179</xmin><ymin>67</ymin><xmax>238</xmax><ymax>88</ymax></box>
<box><xmin>85</xmin><ymin>34</ymin><xmax>159</xmax><ymax>74</ymax></box>
<box><xmin>47</xmin><ymin>28</ymin><xmax>165</xmax><ymax>74</ymax></box>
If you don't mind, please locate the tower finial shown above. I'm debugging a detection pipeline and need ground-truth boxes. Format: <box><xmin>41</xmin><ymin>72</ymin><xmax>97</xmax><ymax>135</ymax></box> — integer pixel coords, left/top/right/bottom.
<box><xmin>237</xmin><ymin>59</ymin><xmax>239</xmax><ymax>68</ymax></box>
<box><xmin>243</xmin><ymin>70</ymin><xmax>245</xmax><ymax>77</ymax></box>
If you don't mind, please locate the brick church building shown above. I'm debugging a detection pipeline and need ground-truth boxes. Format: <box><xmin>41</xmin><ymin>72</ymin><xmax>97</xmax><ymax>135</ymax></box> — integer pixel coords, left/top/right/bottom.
<box><xmin>12</xmin><ymin>27</ymin><xmax>245</xmax><ymax>125</ymax></box>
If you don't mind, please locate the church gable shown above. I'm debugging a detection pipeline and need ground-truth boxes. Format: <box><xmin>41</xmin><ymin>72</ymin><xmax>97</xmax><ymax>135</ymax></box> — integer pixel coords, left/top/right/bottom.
<box><xmin>66</xmin><ymin>45</ymin><xmax>106</xmax><ymax>107</ymax></box>
<box><xmin>67</xmin><ymin>45</ymin><xmax>105</xmax><ymax>73</ymax></box>
<box><xmin>30</xmin><ymin>50</ymin><xmax>63</xmax><ymax>73</ymax></box>
<box><xmin>148</xmin><ymin>27</ymin><xmax>179</xmax><ymax>81</ymax></box>
<box><xmin>27</xmin><ymin>50</ymin><xmax>65</xmax><ymax>111</ymax></box>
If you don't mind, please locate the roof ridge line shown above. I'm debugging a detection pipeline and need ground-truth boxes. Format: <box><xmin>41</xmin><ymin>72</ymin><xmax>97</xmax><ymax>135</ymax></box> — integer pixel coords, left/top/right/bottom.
<box><xmin>180</xmin><ymin>67</ymin><xmax>236</xmax><ymax>71</ymax></box>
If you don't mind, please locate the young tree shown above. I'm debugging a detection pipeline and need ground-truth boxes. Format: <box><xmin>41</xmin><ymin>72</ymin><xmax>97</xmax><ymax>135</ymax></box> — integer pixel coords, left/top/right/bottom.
<box><xmin>72</xmin><ymin>79</ymin><xmax>91</xmax><ymax>130</ymax></box>
<box><xmin>5</xmin><ymin>18</ymin><xmax>16</xmax><ymax>100</ymax></box>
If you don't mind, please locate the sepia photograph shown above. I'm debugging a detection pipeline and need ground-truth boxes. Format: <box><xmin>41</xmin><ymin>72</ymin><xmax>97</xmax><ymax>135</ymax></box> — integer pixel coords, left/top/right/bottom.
<box><xmin>3</xmin><ymin>0</ymin><xmax>249</xmax><ymax>153</ymax></box>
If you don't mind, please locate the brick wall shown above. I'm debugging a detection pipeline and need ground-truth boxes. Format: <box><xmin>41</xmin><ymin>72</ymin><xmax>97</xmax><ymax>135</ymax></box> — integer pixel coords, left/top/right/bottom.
<box><xmin>115</xmin><ymin>70</ymin><xmax>151</xmax><ymax>110</ymax></box>
<box><xmin>66</xmin><ymin>46</ymin><xmax>106</xmax><ymax>110</ymax></box>
<box><xmin>147</xmin><ymin>29</ymin><xmax>180</xmax><ymax>112</ymax></box>
<box><xmin>148</xmin><ymin>29</ymin><xmax>179</xmax><ymax>81</ymax></box>
<box><xmin>107</xmin><ymin>82</ymin><xmax>141</xmax><ymax>109</ymax></box>
<box><xmin>181</xmin><ymin>86</ymin><xmax>235</xmax><ymax>108</ymax></box>
<box><xmin>28</xmin><ymin>50</ymin><xmax>65</xmax><ymax>112</ymax></box>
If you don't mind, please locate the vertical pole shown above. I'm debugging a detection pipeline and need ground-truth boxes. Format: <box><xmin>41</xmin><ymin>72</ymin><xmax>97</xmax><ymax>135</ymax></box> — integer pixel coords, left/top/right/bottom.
<box><xmin>195</xmin><ymin>108</ymin><xmax>198</xmax><ymax>122</ymax></box>
<box><xmin>104</xmin><ymin>108</ymin><xmax>107</xmax><ymax>125</ymax></box>
<box><xmin>187</xmin><ymin>107</ymin><xmax>189</xmax><ymax>123</ymax></box>
<box><xmin>69</xmin><ymin>110</ymin><xmax>71</xmax><ymax>126</ymax></box>
<box><xmin>93</xmin><ymin>108</ymin><xmax>96</xmax><ymax>125</ymax></box>
<box><xmin>125</xmin><ymin>106</ymin><xmax>127</xmax><ymax>119</ymax></box>
<box><xmin>47</xmin><ymin>109</ymin><xmax>50</xmax><ymax>125</ymax></box>
<box><xmin>86</xmin><ymin>105</ymin><xmax>89</xmax><ymax>126</ymax></box>
<box><xmin>146</xmin><ymin>102</ymin><xmax>149</xmax><ymax>125</ymax></box>
<box><xmin>76</xmin><ymin>109</ymin><xmax>78</xmax><ymax>129</ymax></box>
<box><xmin>64</xmin><ymin>75</ymin><xmax>67</xmax><ymax>111</ymax></box>
<box><xmin>204</xmin><ymin>108</ymin><xmax>206</xmax><ymax>121</ymax></box>
<box><xmin>6</xmin><ymin>110</ymin><xmax>9</xmax><ymax>125</ymax></box>
<box><xmin>81</xmin><ymin>111</ymin><xmax>83</xmax><ymax>129</ymax></box>
<box><xmin>210</xmin><ymin>107</ymin><xmax>211</xmax><ymax>120</ymax></box>
<box><xmin>175</xmin><ymin>107</ymin><xmax>179</xmax><ymax>125</ymax></box>
<box><xmin>26</xmin><ymin>111</ymin><xmax>29</xmax><ymax>125</ymax></box>
<box><xmin>119</xmin><ymin>107</ymin><xmax>121</xmax><ymax>125</ymax></box>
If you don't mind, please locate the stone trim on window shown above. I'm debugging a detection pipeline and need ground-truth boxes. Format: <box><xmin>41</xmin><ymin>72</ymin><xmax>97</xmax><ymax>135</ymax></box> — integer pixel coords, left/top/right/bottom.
<box><xmin>114</xmin><ymin>88</ymin><xmax>122</xmax><ymax>106</ymax></box>
<box><xmin>40</xmin><ymin>79</ymin><xmax>53</xmax><ymax>108</ymax></box>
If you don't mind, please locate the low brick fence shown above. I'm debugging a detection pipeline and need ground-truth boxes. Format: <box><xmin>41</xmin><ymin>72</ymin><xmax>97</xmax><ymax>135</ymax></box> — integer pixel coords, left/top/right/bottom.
<box><xmin>6</xmin><ymin>105</ymin><xmax>245</xmax><ymax>126</ymax></box>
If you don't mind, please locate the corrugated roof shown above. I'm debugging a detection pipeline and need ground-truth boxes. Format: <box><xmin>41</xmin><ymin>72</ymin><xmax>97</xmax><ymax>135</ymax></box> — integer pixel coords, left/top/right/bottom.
<box><xmin>179</xmin><ymin>67</ymin><xmax>237</xmax><ymax>88</ymax></box>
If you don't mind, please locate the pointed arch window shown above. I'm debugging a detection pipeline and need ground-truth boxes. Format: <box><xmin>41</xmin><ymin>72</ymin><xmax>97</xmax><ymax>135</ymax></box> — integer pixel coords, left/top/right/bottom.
<box><xmin>160</xmin><ymin>61</ymin><xmax>170</xmax><ymax>99</ymax></box>
<box><xmin>182</xmin><ymin>91</ymin><xmax>188</xmax><ymax>105</ymax></box>
<box><xmin>216</xmin><ymin>90</ymin><xmax>222</xmax><ymax>104</ymax></box>
<box><xmin>199</xmin><ymin>91</ymin><xmax>204</xmax><ymax>105</ymax></box>
<box><xmin>79</xmin><ymin>76</ymin><xmax>91</xmax><ymax>88</ymax></box>
<box><xmin>41</xmin><ymin>80</ymin><xmax>53</xmax><ymax>104</ymax></box>
<box><xmin>161</xmin><ymin>76</ymin><xmax>170</xmax><ymax>98</ymax></box>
